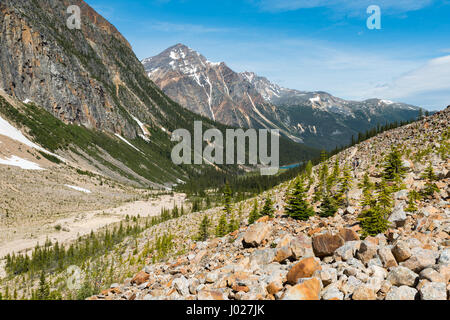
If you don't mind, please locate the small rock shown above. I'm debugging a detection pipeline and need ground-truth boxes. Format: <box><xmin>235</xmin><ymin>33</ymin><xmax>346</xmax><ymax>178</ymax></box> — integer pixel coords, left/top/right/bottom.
<box><xmin>312</xmin><ymin>233</ymin><xmax>345</xmax><ymax>258</ymax></box>
<box><xmin>352</xmin><ymin>285</ymin><xmax>377</xmax><ymax>300</ymax></box>
<box><xmin>321</xmin><ymin>285</ymin><xmax>344</xmax><ymax>300</ymax></box>
<box><xmin>338</xmin><ymin>228</ymin><xmax>360</xmax><ymax>242</ymax></box>
<box><xmin>389</xmin><ymin>205</ymin><xmax>407</xmax><ymax>228</ymax></box>
<box><xmin>438</xmin><ymin>249</ymin><xmax>450</xmax><ymax>265</ymax></box>
<box><xmin>387</xmin><ymin>266</ymin><xmax>419</xmax><ymax>287</ymax></box>
<box><xmin>131</xmin><ymin>271</ymin><xmax>150</xmax><ymax>285</ymax></box>
<box><xmin>419</xmin><ymin>282</ymin><xmax>447</xmax><ymax>300</ymax></box>
<box><xmin>286</xmin><ymin>257</ymin><xmax>322</xmax><ymax>285</ymax></box>
<box><xmin>173</xmin><ymin>276</ymin><xmax>189</xmax><ymax>296</ymax></box>
<box><xmin>419</xmin><ymin>268</ymin><xmax>446</xmax><ymax>283</ymax></box>
<box><xmin>400</xmin><ymin>247</ymin><xmax>439</xmax><ymax>273</ymax></box>
<box><xmin>334</xmin><ymin>241</ymin><xmax>360</xmax><ymax>261</ymax></box>
<box><xmin>197</xmin><ymin>290</ymin><xmax>226</xmax><ymax>300</ymax></box>
<box><xmin>378</xmin><ymin>247</ymin><xmax>398</xmax><ymax>268</ymax></box>
<box><xmin>242</xmin><ymin>222</ymin><xmax>272</xmax><ymax>247</ymax></box>
<box><xmin>282</xmin><ymin>278</ymin><xmax>321</xmax><ymax>300</ymax></box>
<box><xmin>391</xmin><ymin>241</ymin><xmax>411</xmax><ymax>263</ymax></box>
<box><xmin>357</xmin><ymin>240</ymin><xmax>378</xmax><ymax>265</ymax></box>
<box><xmin>313</xmin><ymin>268</ymin><xmax>337</xmax><ymax>287</ymax></box>
<box><xmin>385</xmin><ymin>286</ymin><xmax>418</xmax><ymax>300</ymax></box>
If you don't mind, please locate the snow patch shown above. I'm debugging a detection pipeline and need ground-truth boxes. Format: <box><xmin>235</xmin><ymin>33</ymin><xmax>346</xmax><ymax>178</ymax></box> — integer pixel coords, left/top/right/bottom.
<box><xmin>65</xmin><ymin>185</ymin><xmax>91</xmax><ymax>194</ymax></box>
<box><xmin>130</xmin><ymin>115</ymin><xmax>150</xmax><ymax>142</ymax></box>
<box><xmin>114</xmin><ymin>133</ymin><xmax>141</xmax><ymax>152</ymax></box>
<box><xmin>309</xmin><ymin>96</ymin><xmax>321</xmax><ymax>104</ymax></box>
<box><xmin>0</xmin><ymin>155</ymin><xmax>43</xmax><ymax>170</ymax></box>
<box><xmin>0</xmin><ymin>114</ymin><xmax>66</xmax><ymax>162</ymax></box>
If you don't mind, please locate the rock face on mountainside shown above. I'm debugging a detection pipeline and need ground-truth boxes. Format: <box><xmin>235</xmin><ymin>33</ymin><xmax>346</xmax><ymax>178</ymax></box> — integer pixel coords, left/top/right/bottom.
<box><xmin>0</xmin><ymin>0</ymin><xmax>203</xmax><ymax>139</ymax></box>
<box><xmin>143</xmin><ymin>45</ymin><xmax>421</xmax><ymax>149</ymax></box>
<box><xmin>90</xmin><ymin>107</ymin><xmax>449</xmax><ymax>301</ymax></box>
<box><xmin>143</xmin><ymin>44</ymin><xmax>293</xmax><ymax>137</ymax></box>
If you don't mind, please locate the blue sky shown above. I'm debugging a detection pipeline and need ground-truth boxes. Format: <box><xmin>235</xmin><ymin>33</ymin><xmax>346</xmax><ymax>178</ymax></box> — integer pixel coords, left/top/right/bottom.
<box><xmin>86</xmin><ymin>0</ymin><xmax>450</xmax><ymax>110</ymax></box>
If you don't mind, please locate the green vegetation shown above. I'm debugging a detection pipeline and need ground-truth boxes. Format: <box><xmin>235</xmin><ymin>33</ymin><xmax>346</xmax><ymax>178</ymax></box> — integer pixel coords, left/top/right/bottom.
<box><xmin>285</xmin><ymin>177</ymin><xmax>315</xmax><ymax>221</ymax></box>
<box><xmin>421</xmin><ymin>162</ymin><xmax>439</xmax><ymax>197</ymax></box>
<box><xmin>248</xmin><ymin>199</ymin><xmax>260</xmax><ymax>225</ymax></box>
<box><xmin>358</xmin><ymin>179</ymin><xmax>392</xmax><ymax>238</ymax></box>
<box><xmin>260</xmin><ymin>197</ymin><xmax>275</xmax><ymax>218</ymax></box>
<box><xmin>197</xmin><ymin>215</ymin><xmax>211</xmax><ymax>241</ymax></box>
<box><xmin>215</xmin><ymin>214</ymin><xmax>228</xmax><ymax>237</ymax></box>
<box><xmin>383</xmin><ymin>146</ymin><xmax>406</xmax><ymax>182</ymax></box>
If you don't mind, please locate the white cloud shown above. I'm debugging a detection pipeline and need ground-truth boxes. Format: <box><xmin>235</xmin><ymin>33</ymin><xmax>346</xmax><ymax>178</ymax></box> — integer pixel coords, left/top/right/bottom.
<box><xmin>254</xmin><ymin>0</ymin><xmax>435</xmax><ymax>14</ymax></box>
<box><xmin>366</xmin><ymin>55</ymin><xmax>450</xmax><ymax>108</ymax></box>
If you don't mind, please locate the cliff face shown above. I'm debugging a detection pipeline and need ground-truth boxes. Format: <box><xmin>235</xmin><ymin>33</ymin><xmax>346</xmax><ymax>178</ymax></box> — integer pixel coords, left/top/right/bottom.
<box><xmin>0</xmin><ymin>0</ymin><xmax>198</xmax><ymax>139</ymax></box>
<box><xmin>143</xmin><ymin>44</ymin><xmax>292</xmax><ymax>134</ymax></box>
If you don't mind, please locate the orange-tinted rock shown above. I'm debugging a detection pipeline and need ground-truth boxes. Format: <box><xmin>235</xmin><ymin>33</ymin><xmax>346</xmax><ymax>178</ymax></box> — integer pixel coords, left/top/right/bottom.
<box><xmin>232</xmin><ymin>284</ymin><xmax>249</xmax><ymax>293</ymax></box>
<box><xmin>312</xmin><ymin>233</ymin><xmax>345</xmax><ymax>258</ymax></box>
<box><xmin>287</xmin><ymin>257</ymin><xmax>322</xmax><ymax>285</ymax></box>
<box><xmin>256</xmin><ymin>216</ymin><xmax>270</xmax><ymax>223</ymax></box>
<box><xmin>282</xmin><ymin>278</ymin><xmax>321</xmax><ymax>300</ymax></box>
<box><xmin>131</xmin><ymin>271</ymin><xmax>149</xmax><ymax>285</ymax></box>
<box><xmin>197</xmin><ymin>290</ymin><xmax>225</xmax><ymax>300</ymax></box>
<box><xmin>274</xmin><ymin>246</ymin><xmax>292</xmax><ymax>263</ymax></box>
<box><xmin>352</xmin><ymin>285</ymin><xmax>376</xmax><ymax>300</ymax></box>
<box><xmin>242</xmin><ymin>222</ymin><xmax>272</xmax><ymax>247</ymax></box>
<box><xmin>266</xmin><ymin>282</ymin><xmax>283</xmax><ymax>295</ymax></box>
<box><xmin>339</xmin><ymin>228</ymin><xmax>360</xmax><ymax>242</ymax></box>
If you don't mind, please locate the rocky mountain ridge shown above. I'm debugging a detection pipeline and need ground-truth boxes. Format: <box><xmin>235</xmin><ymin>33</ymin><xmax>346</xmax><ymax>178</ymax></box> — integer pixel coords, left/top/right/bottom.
<box><xmin>143</xmin><ymin>44</ymin><xmax>299</xmax><ymax>142</ymax></box>
<box><xmin>143</xmin><ymin>44</ymin><xmax>421</xmax><ymax>150</ymax></box>
<box><xmin>89</xmin><ymin>107</ymin><xmax>449</xmax><ymax>301</ymax></box>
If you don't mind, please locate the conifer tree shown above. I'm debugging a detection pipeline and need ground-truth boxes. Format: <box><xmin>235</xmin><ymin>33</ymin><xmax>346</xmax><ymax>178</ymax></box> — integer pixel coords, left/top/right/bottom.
<box><xmin>285</xmin><ymin>178</ymin><xmax>315</xmax><ymax>221</ymax></box>
<box><xmin>197</xmin><ymin>215</ymin><xmax>210</xmax><ymax>241</ymax></box>
<box><xmin>359</xmin><ymin>204</ymin><xmax>390</xmax><ymax>238</ymax></box>
<box><xmin>248</xmin><ymin>199</ymin><xmax>260</xmax><ymax>225</ymax></box>
<box><xmin>260</xmin><ymin>197</ymin><xmax>275</xmax><ymax>218</ymax></box>
<box><xmin>314</xmin><ymin>157</ymin><xmax>329</xmax><ymax>203</ymax></box>
<box><xmin>377</xmin><ymin>179</ymin><xmax>393</xmax><ymax>218</ymax></box>
<box><xmin>421</xmin><ymin>162</ymin><xmax>439</xmax><ymax>197</ymax></box>
<box><xmin>37</xmin><ymin>272</ymin><xmax>50</xmax><ymax>300</ymax></box>
<box><xmin>223</xmin><ymin>183</ymin><xmax>233</xmax><ymax>215</ymax></box>
<box><xmin>227</xmin><ymin>212</ymin><xmax>239</xmax><ymax>233</ymax></box>
<box><xmin>327</xmin><ymin>157</ymin><xmax>340</xmax><ymax>190</ymax></box>
<box><xmin>405</xmin><ymin>190</ymin><xmax>419</xmax><ymax>212</ymax></box>
<box><xmin>359</xmin><ymin>172</ymin><xmax>375</xmax><ymax>208</ymax></box>
<box><xmin>383</xmin><ymin>146</ymin><xmax>406</xmax><ymax>181</ymax></box>
<box><xmin>358</xmin><ymin>178</ymin><xmax>391</xmax><ymax>238</ymax></box>
<box><xmin>337</xmin><ymin>162</ymin><xmax>353</xmax><ymax>207</ymax></box>
<box><xmin>215</xmin><ymin>214</ymin><xmax>228</xmax><ymax>237</ymax></box>
<box><xmin>319</xmin><ymin>194</ymin><xmax>338</xmax><ymax>218</ymax></box>
<box><xmin>305</xmin><ymin>160</ymin><xmax>314</xmax><ymax>185</ymax></box>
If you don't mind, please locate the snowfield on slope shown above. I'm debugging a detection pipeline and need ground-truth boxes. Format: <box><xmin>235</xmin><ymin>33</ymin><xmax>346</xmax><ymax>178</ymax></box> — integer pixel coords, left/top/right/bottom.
<box><xmin>0</xmin><ymin>114</ymin><xmax>66</xmax><ymax>162</ymax></box>
<box><xmin>0</xmin><ymin>155</ymin><xmax>43</xmax><ymax>170</ymax></box>
<box><xmin>64</xmin><ymin>185</ymin><xmax>92</xmax><ymax>194</ymax></box>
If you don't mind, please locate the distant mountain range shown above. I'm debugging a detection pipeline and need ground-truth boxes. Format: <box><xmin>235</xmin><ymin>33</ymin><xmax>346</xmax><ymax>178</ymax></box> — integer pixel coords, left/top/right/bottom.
<box><xmin>143</xmin><ymin>44</ymin><xmax>422</xmax><ymax>150</ymax></box>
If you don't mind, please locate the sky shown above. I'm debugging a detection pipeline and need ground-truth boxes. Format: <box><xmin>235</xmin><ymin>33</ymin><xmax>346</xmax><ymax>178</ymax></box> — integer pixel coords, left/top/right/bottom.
<box><xmin>86</xmin><ymin>0</ymin><xmax>450</xmax><ymax>110</ymax></box>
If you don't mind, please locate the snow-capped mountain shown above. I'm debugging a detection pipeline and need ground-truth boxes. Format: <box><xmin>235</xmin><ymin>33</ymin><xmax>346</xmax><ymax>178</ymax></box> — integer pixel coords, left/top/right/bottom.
<box><xmin>242</xmin><ymin>71</ymin><xmax>419</xmax><ymax>117</ymax></box>
<box><xmin>143</xmin><ymin>44</ymin><xmax>422</xmax><ymax>150</ymax></box>
<box><xmin>143</xmin><ymin>44</ymin><xmax>293</xmax><ymax>136</ymax></box>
